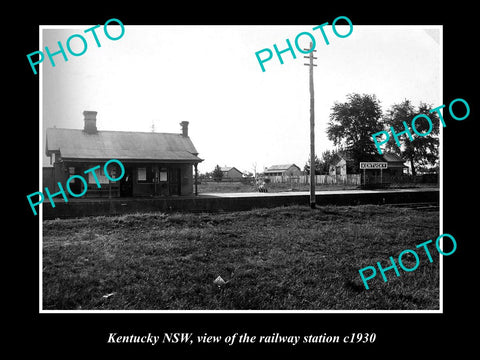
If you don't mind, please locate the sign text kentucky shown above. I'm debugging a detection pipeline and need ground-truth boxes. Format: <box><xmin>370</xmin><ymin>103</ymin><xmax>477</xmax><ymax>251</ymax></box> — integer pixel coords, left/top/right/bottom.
<box><xmin>359</xmin><ymin>162</ymin><xmax>388</xmax><ymax>170</ymax></box>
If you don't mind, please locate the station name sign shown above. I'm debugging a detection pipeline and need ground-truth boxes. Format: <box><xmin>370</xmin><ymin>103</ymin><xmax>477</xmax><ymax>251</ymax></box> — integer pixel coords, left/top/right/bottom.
<box><xmin>359</xmin><ymin>162</ymin><xmax>388</xmax><ymax>169</ymax></box>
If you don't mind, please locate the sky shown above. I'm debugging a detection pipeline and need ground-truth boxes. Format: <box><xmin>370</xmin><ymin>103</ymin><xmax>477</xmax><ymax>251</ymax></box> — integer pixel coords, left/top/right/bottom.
<box><xmin>41</xmin><ymin>24</ymin><xmax>441</xmax><ymax>174</ymax></box>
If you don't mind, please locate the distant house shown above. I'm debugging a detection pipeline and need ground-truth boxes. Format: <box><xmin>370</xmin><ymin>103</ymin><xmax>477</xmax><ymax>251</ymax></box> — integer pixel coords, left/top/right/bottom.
<box><xmin>329</xmin><ymin>150</ymin><xmax>407</xmax><ymax>176</ymax></box>
<box><xmin>329</xmin><ymin>151</ymin><xmax>356</xmax><ymax>176</ymax></box>
<box><xmin>220</xmin><ymin>166</ymin><xmax>243</xmax><ymax>179</ymax></box>
<box><xmin>264</xmin><ymin>164</ymin><xmax>302</xmax><ymax>177</ymax></box>
<box><xmin>44</xmin><ymin>111</ymin><xmax>203</xmax><ymax>198</ymax></box>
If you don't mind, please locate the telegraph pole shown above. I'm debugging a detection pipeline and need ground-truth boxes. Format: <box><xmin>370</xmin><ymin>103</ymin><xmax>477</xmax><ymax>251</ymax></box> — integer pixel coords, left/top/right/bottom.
<box><xmin>304</xmin><ymin>42</ymin><xmax>317</xmax><ymax>209</ymax></box>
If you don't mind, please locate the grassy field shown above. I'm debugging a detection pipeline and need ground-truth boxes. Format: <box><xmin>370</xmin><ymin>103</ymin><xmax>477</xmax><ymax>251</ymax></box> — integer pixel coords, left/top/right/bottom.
<box><xmin>43</xmin><ymin>205</ymin><xmax>440</xmax><ymax>310</ymax></box>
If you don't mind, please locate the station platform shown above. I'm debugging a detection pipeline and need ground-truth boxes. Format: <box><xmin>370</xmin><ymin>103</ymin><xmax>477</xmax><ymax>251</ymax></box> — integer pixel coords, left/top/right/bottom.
<box><xmin>42</xmin><ymin>188</ymin><xmax>439</xmax><ymax>219</ymax></box>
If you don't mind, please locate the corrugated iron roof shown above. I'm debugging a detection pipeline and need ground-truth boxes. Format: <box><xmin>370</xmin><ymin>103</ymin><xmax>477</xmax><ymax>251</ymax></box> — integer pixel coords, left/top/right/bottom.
<box><xmin>337</xmin><ymin>150</ymin><xmax>355</xmax><ymax>162</ymax></box>
<box><xmin>382</xmin><ymin>152</ymin><xmax>405</xmax><ymax>162</ymax></box>
<box><xmin>335</xmin><ymin>150</ymin><xmax>405</xmax><ymax>164</ymax></box>
<box><xmin>264</xmin><ymin>164</ymin><xmax>299</xmax><ymax>172</ymax></box>
<box><xmin>46</xmin><ymin>128</ymin><xmax>202</xmax><ymax>162</ymax></box>
<box><xmin>220</xmin><ymin>166</ymin><xmax>243</xmax><ymax>174</ymax></box>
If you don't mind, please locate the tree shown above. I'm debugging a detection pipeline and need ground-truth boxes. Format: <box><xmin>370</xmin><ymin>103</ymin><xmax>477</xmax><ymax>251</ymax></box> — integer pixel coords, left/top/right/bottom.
<box><xmin>212</xmin><ymin>165</ymin><xmax>224</xmax><ymax>182</ymax></box>
<box><xmin>304</xmin><ymin>149</ymin><xmax>337</xmax><ymax>175</ymax></box>
<box><xmin>382</xmin><ymin>100</ymin><xmax>440</xmax><ymax>176</ymax></box>
<box><xmin>327</xmin><ymin>93</ymin><xmax>384</xmax><ymax>171</ymax></box>
<box><xmin>319</xmin><ymin>149</ymin><xmax>337</xmax><ymax>174</ymax></box>
<box><xmin>252</xmin><ymin>162</ymin><xmax>257</xmax><ymax>179</ymax></box>
<box><xmin>304</xmin><ymin>155</ymin><xmax>321</xmax><ymax>175</ymax></box>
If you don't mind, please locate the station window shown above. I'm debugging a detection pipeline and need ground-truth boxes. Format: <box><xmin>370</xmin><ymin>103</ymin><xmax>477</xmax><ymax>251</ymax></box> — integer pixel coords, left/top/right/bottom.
<box><xmin>159</xmin><ymin>169</ymin><xmax>167</xmax><ymax>181</ymax></box>
<box><xmin>138</xmin><ymin>167</ymin><xmax>147</xmax><ymax>182</ymax></box>
<box><xmin>137</xmin><ymin>167</ymin><xmax>155</xmax><ymax>183</ymax></box>
<box><xmin>88</xmin><ymin>171</ymin><xmax>109</xmax><ymax>184</ymax></box>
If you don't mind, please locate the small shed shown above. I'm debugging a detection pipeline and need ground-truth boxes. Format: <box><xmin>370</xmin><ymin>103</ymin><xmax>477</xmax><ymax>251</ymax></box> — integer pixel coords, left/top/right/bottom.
<box><xmin>381</xmin><ymin>152</ymin><xmax>408</xmax><ymax>176</ymax></box>
<box><xmin>220</xmin><ymin>166</ymin><xmax>243</xmax><ymax>179</ymax></box>
<box><xmin>329</xmin><ymin>151</ymin><xmax>355</xmax><ymax>176</ymax></box>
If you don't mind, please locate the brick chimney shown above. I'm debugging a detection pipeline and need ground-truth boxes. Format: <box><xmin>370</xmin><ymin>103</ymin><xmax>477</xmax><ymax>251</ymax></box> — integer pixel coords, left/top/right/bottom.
<box><xmin>180</xmin><ymin>121</ymin><xmax>189</xmax><ymax>137</ymax></box>
<box><xmin>83</xmin><ymin>111</ymin><xmax>98</xmax><ymax>134</ymax></box>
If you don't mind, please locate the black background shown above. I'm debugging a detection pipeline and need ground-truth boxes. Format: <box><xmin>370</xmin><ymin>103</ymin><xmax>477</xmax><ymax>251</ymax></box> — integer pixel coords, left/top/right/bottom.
<box><xmin>13</xmin><ymin>2</ymin><xmax>476</xmax><ymax>356</ymax></box>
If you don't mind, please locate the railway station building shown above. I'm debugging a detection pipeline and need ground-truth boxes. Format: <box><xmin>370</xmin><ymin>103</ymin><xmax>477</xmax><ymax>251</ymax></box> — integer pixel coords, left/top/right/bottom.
<box><xmin>44</xmin><ymin>111</ymin><xmax>203</xmax><ymax>198</ymax></box>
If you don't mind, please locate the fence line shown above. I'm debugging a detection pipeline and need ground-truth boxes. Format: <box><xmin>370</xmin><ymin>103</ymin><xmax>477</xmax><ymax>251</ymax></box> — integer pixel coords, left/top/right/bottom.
<box><xmin>266</xmin><ymin>174</ymin><xmax>361</xmax><ymax>185</ymax></box>
<box><xmin>200</xmin><ymin>174</ymin><xmax>437</xmax><ymax>186</ymax></box>
<box><xmin>200</xmin><ymin>177</ymin><xmax>252</xmax><ymax>183</ymax></box>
